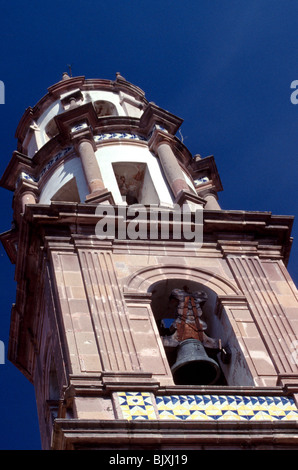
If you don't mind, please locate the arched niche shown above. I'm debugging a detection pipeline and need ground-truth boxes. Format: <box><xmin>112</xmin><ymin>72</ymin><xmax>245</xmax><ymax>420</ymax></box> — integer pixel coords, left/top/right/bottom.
<box><xmin>112</xmin><ymin>161</ymin><xmax>159</xmax><ymax>205</ymax></box>
<box><xmin>93</xmin><ymin>100</ymin><xmax>118</xmax><ymax>117</ymax></box>
<box><xmin>45</xmin><ymin>118</ymin><xmax>59</xmax><ymax>140</ymax></box>
<box><xmin>39</xmin><ymin>156</ymin><xmax>89</xmax><ymax>204</ymax></box>
<box><xmin>51</xmin><ymin>177</ymin><xmax>81</xmax><ymax>203</ymax></box>
<box><xmin>123</xmin><ymin>265</ymin><xmax>255</xmax><ymax>386</ymax></box>
<box><xmin>124</xmin><ymin>264</ymin><xmax>240</xmax><ymax>296</ymax></box>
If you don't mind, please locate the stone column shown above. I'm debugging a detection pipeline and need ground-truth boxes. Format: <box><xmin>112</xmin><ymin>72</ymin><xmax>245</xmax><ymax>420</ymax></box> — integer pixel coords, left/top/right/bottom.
<box><xmin>76</xmin><ymin>138</ymin><xmax>106</xmax><ymax>195</ymax></box>
<box><xmin>15</xmin><ymin>178</ymin><xmax>38</xmax><ymax>219</ymax></box>
<box><xmin>149</xmin><ymin>130</ymin><xmax>190</xmax><ymax>198</ymax></box>
<box><xmin>203</xmin><ymin>191</ymin><xmax>221</xmax><ymax>210</ymax></box>
<box><xmin>156</xmin><ymin>141</ymin><xmax>190</xmax><ymax>197</ymax></box>
<box><xmin>21</xmin><ymin>191</ymin><xmax>37</xmax><ymax>213</ymax></box>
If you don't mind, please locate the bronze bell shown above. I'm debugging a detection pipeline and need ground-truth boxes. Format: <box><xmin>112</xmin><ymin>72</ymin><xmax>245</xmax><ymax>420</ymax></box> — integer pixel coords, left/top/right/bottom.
<box><xmin>171</xmin><ymin>338</ymin><xmax>220</xmax><ymax>385</ymax></box>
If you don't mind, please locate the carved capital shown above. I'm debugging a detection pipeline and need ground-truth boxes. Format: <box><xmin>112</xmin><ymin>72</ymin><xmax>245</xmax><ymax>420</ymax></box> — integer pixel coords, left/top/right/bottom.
<box><xmin>217</xmin><ymin>240</ymin><xmax>259</xmax><ymax>257</ymax></box>
<box><xmin>55</xmin><ymin>102</ymin><xmax>98</xmax><ymax>143</ymax></box>
<box><xmin>148</xmin><ymin>128</ymin><xmax>173</xmax><ymax>154</ymax></box>
<box><xmin>71</xmin><ymin>127</ymin><xmax>97</xmax><ymax>151</ymax></box>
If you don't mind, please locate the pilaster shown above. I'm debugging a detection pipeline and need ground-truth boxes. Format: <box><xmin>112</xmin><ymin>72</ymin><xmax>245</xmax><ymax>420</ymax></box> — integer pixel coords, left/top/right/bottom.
<box><xmin>218</xmin><ymin>240</ymin><xmax>298</xmax><ymax>389</ymax></box>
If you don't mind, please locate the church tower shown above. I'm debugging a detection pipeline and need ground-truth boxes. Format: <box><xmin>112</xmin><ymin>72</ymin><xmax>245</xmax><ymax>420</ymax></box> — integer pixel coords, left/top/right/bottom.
<box><xmin>1</xmin><ymin>73</ymin><xmax>298</xmax><ymax>450</ymax></box>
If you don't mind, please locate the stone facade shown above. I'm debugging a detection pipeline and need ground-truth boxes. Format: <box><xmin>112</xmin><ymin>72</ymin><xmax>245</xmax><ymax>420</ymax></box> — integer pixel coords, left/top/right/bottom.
<box><xmin>1</xmin><ymin>74</ymin><xmax>298</xmax><ymax>450</ymax></box>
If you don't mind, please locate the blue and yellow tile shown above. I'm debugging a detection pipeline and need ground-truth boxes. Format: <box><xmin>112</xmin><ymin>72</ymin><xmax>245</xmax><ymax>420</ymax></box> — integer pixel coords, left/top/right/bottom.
<box><xmin>116</xmin><ymin>392</ymin><xmax>298</xmax><ymax>422</ymax></box>
<box><xmin>117</xmin><ymin>392</ymin><xmax>156</xmax><ymax>421</ymax></box>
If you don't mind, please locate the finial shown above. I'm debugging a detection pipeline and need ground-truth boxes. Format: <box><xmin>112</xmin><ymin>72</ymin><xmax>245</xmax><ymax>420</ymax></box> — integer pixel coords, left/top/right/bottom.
<box><xmin>62</xmin><ymin>72</ymin><xmax>71</xmax><ymax>80</ymax></box>
<box><xmin>116</xmin><ymin>72</ymin><xmax>126</xmax><ymax>81</ymax></box>
<box><xmin>67</xmin><ymin>64</ymin><xmax>73</xmax><ymax>77</ymax></box>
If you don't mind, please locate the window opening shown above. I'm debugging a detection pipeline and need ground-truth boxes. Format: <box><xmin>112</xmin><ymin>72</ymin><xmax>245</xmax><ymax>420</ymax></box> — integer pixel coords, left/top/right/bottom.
<box><xmin>45</xmin><ymin>118</ymin><xmax>59</xmax><ymax>140</ymax></box>
<box><xmin>93</xmin><ymin>100</ymin><xmax>118</xmax><ymax>117</ymax></box>
<box><xmin>113</xmin><ymin>162</ymin><xmax>145</xmax><ymax>204</ymax></box>
<box><xmin>161</xmin><ymin>287</ymin><xmax>222</xmax><ymax>385</ymax></box>
<box><xmin>150</xmin><ymin>280</ymin><xmax>229</xmax><ymax>386</ymax></box>
<box><xmin>51</xmin><ymin>177</ymin><xmax>81</xmax><ymax>203</ymax></box>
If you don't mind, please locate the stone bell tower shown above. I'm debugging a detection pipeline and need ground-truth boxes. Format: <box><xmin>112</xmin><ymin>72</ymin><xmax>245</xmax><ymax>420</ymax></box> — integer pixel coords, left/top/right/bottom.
<box><xmin>1</xmin><ymin>73</ymin><xmax>298</xmax><ymax>450</ymax></box>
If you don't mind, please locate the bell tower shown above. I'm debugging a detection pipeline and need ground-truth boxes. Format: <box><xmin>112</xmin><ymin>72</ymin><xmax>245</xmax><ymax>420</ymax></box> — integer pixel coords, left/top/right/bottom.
<box><xmin>1</xmin><ymin>73</ymin><xmax>298</xmax><ymax>450</ymax></box>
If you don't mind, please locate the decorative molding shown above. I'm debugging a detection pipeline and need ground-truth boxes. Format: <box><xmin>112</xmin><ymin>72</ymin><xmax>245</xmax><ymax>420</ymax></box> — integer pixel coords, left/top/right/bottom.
<box><xmin>70</xmin><ymin>121</ymin><xmax>88</xmax><ymax>133</ymax></box>
<box><xmin>116</xmin><ymin>391</ymin><xmax>298</xmax><ymax>422</ymax></box>
<box><xmin>52</xmin><ymin>416</ymin><xmax>298</xmax><ymax>450</ymax></box>
<box><xmin>78</xmin><ymin>250</ymin><xmax>141</xmax><ymax>373</ymax></box>
<box><xmin>123</xmin><ymin>292</ymin><xmax>152</xmax><ymax>304</ymax></box>
<box><xmin>174</xmin><ymin>188</ymin><xmax>206</xmax><ymax>208</ymax></box>
<box><xmin>102</xmin><ymin>372</ymin><xmax>160</xmax><ymax>391</ymax></box>
<box><xmin>215</xmin><ymin>294</ymin><xmax>248</xmax><ymax>317</ymax></box>
<box><xmin>123</xmin><ymin>264</ymin><xmax>240</xmax><ymax>296</ymax></box>
<box><xmin>16</xmin><ymin>146</ymin><xmax>73</xmax><ymax>187</ymax></box>
<box><xmin>94</xmin><ymin>132</ymin><xmax>147</xmax><ymax>143</ymax></box>
<box><xmin>140</xmin><ymin>102</ymin><xmax>183</xmax><ymax>136</ymax></box>
<box><xmin>277</xmin><ymin>375</ymin><xmax>298</xmax><ymax>392</ymax></box>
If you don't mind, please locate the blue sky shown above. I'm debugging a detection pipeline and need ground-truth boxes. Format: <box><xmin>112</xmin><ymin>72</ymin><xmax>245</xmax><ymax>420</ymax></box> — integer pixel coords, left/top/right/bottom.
<box><xmin>0</xmin><ymin>1</ymin><xmax>297</xmax><ymax>449</ymax></box>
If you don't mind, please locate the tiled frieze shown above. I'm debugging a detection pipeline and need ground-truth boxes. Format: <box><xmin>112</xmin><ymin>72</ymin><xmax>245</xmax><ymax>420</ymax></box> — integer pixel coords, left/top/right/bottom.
<box><xmin>16</xmin><ymin>146</ymin><xmax>73</xmax><ymax>187</ymax></box>
<box><xmin>94</xmin><ymin>132</ymin><xmax>147</xmax><ymax>142</ymax></box>
<box><xmin>117</xmin><ymin>392</ymin><xmax>157</xmax><ymax>420</ymax></box>
<box><xmin>116</xmin><ymin>392</ymin><xmax>298</xmax><ymax>422</ymax></box>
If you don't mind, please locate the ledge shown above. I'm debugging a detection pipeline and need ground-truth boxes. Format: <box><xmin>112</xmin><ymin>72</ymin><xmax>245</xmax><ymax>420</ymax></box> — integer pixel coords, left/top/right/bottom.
<box><xmin>51</xmin><ymin>417</ymin><xmax>298</xmax><ymax>450</ymax></box>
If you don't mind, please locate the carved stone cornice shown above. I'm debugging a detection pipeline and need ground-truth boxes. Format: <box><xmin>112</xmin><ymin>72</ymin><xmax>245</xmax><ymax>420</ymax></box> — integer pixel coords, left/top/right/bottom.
<box><xmin>51</xmin><ymin>416</ymin><xmax>298</xmax><ymax>450</ymax></box>
<box><xmin>215</xmin><ymin>294</ymin><xmax>248</xmax><ymax>316</ymax></box>
<box><xmin>191</xmin><ymin>155</ymin><xmax>223</xmax><ymax>193</ymax></box>
<box><xmin>47</xmin><ymin>76</ymin><xmax>86</xmax><ymax>100</ymax></box>
<box><xmin>54</xmin><ymin>102</ymin><xmax>99</xmax><ymax>143</ymax></box>
<box><xmin>0</xmin><ymin>228</ymin><xmax>18</xmax><ymax>264</ymax></box>
<box><xmin>70</xmin><ymin>127</ymin><xmax>97</xmax><ymax>151</ymax></box>
<box><xmin>101</xmin><ymin>372</ymin><xmax>160</xmax><ymax>391</ymax></box>
<box><xmin>217</xmin><ymin>240</ymin><xmax>260</xmax><ymax>257</ymax></box>
<box><xmin>174</xmin><ymin>188</ymin><xmax>206</xmax><ymax>208</ymax></box>
<box><xmin>15</xmin><ymin>204</ymin><xmax>294</xmax><ymax>262</ymax></box>
<box><xmin>0</xmin><ymin>151</ymin><xmax>35</xmax><ymax>191</ymax></box>
<box><xmin>123</xmin><ymin>292</ymin><xmax>152</xmax><ymax>304</ymax></box>
<box><xmin>217</xmin><ymin>239</ymin><xmax>287</xmax><ymax>261</ymax></box>
<box><xmin>0</xmin><ymin>140</ymin><xmax>75</xmax><ymax>192</ymax></box>
<box><xmin>277</xmin><ymin>375</ymin><xmax>298</xmax><ymax>392</ymax></box>
<box><xmin>140</xmin><ymin>102</ymin><xmax>183</xmax><ymax>136</ymax></box>
<box><xmin>15</xmin><ymin>75</ymin><xmax>148</xmax><ymax>148</ymax></box>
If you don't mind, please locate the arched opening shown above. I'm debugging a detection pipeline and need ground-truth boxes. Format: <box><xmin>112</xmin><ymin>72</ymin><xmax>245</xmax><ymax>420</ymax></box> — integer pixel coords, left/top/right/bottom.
<box><xmin>113</xmin><ymin>162</ymin><xmax>159</xmax><ymax>205</ymax></box>
<box><xmin>51</xmin><ymin>177</ymin><xmax>81</xmax><ymax>203</ymax></box>
<box><xmin>45</xmin><ymin>118</ymin><xmax>59</xmax><ymax>140</ymax></box>
<box><xmin>148</xmin><ymin>278</ymin><xmax>227</xmax><ymax>386</ymax></box>
<box><xmin>93</xmin><ymin>100</ymin><xmax>118</xmax><ymax>117</ymax></box>
<box><xmin>124</xmin><ymin>265</ymin><xmax>254</xmax><ymax>387</ymax></box>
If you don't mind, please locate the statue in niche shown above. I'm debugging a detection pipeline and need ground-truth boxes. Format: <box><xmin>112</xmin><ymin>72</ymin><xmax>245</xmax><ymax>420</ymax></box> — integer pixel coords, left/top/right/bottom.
<box><xmin>116</xmin><ymin>165</ymin><xmax>145</xmax><ymax>205</ymax></box>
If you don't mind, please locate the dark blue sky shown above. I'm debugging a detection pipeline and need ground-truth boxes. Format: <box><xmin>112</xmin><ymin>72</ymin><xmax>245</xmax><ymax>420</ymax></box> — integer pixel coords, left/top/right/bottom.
<box><xmin>0</xmin><ymin>1</ymin><xmax>297</xmax><ymax>450</ymax></box>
